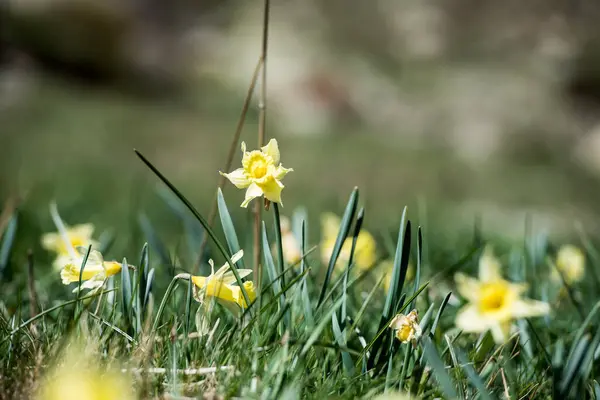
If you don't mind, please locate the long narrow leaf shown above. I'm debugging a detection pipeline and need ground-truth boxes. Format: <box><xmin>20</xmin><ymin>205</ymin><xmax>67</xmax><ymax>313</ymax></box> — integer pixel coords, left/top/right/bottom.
<box><xmin>317</xmin><ymin>187</ymin><xmax>359</xmax><ymax>308</ymax></box>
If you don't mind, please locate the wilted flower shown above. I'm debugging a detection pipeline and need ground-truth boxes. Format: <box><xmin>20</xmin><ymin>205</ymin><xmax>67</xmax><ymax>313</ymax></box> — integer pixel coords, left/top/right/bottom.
<box><xmin>220</xmin><ymin>139</ymin><xmax>293</xmax><ymax>208</ymax></box>
<box><xmin>320</xmin><ymin>212</ymin><xmax>377</xmax><ymax>271</ymax></box>
<box><xmin>191</xmin><ymin>250</ymin><xmax>256</xmax><ymax>316</ymax></box>
<box><xmin>389</xmin><ymin>309</ymin><xmax>421</xmax><ymax>343</ymax></box>
<box><xmin>552</xmin><ymin>244</ymin><xmax>585</xmax><ymax>284</ymax></box>
<box><xmin>454</xmin><ymin>246</ymin><xmax>550</xmax><ymax>343</ymax></box>
<box><xmin>35</xmin><ymin>342</ymin><xmax>134</xmax><ymax>400</ymax></box>
<box><xmin>274</xmin><ymin>215</ymin><xmax>302</xmax><ymax>265</ymax></box>
<box><xmin>60</xmin><ymin>247</ymin><xmax>123</xmax><ymax>292</ymax></box>
<box><xmin>42</xmin><ymin>223</ymin><xmax>99</xmax><ymax>269</ymax></box>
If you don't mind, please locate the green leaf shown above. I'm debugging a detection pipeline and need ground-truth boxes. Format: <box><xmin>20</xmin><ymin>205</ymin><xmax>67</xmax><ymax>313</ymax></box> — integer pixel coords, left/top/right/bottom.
<box><xmin>331</xmin><ymin>310</ymin><xmax>354</xmax><ymax>375</ymax></box>
<box><xmin>121</xmin><ymin>257</ymin><xmax>132</xmax><ymax>329</ymax></box>
<box><xmin>422</xmin><ymin>337</ymin><xmax>458</xmax><ymax>399</ymax></box>
<box><xmin>317</xmin><ymin>187</ymin><xmax>359</xmax><ymax>308</ymax></box>
<box><xmin>455</xmin><ymin>347</ymin><xmax>494</xmax><ymax>400</ymax></box>
<box><xmin>300</xmin><ymin>220</ymin><xmax>314</xmax><ymax>330</ymax></box>
<box><xmin>138</xmin><ymin>213</ymin><xmax>171</xmax><ymax>266</ymax></box>
<box><xmin>430</xmin><ymin>292</ymin><xmax>452</xmax><ymax>336</ymax></box>
<box><xmin>300</xmin><ymin>296</ymin><xmax>344</xmax><ymax>357</ymax></box>
<box><xmin>262</xmin><ymin>221</ymin><xmax>289</xmax><ymax>331</ymax></box>
<box><xmin>0</xmin><ymin>213</ymin><xmax>17</xmax><ymax>280</ymax></box>
<box><xmin>135</xmin><ymin>150</ymin><xmax>251</xmax><ymax>309</ymax></box>
<box><xmin>342</xmin><ymin>207</ymin><xmax>365</xmax><ymax>323</ymax></box>
<box><xmin>217</xmin><ymin>188</ymin><xmax>246</xmax><ymax>271</ymax></box>
<box><xmin>273</xmin><ymin>203</ymin><xmax>286</xmax><ymax>287</ymax></box>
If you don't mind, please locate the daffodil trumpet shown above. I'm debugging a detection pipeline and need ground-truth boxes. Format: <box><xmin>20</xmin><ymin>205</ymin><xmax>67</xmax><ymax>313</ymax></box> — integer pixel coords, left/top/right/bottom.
<box><xmin>60</xmin><ymin>247</ymin><xmax>126</xmax><ymax>292</ymax></box>
<box><xmin>191</xmin><ymin>250</ymin><xmax>257</xmax><ymax>316</ymax></box>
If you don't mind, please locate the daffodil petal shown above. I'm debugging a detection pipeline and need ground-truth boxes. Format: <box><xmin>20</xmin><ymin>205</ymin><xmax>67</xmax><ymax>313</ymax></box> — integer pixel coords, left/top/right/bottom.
<box><xmin>478</xmin><ymin>246</ymin><xmax>502</xmax><ymax>282</ymax></box>
<box><xmin>454</xmin><ymin>273</ymin><xmax>481</xmax><ymax>302</ymax></box>
<box><xmin>71</xmin><ymin>223</ymin><xmax>95</xmax><ymax>239</ymax></box>
<box><xmin>241</xmin><ymin>141</ymin><xmax>247</xmax><ymax>153</ymax></box>
<box><xmin>455</xmin><ymin>304</ymin><xmax>495</xmax><ymax>333</ymax></box>
<box><xmin>220</xmin><ymin>168</ymin><xmax>251</xmax><ymax>189</ymax></box>
<box><xmin>510</xmin><ymin>298</ymin><xmax>550</xmax><ymax>318</ymax></box>
<box><xmin>489</xmin><ymin>321</ymin><xmax>511</xmax><ymax>344</ymax></box>
<box><xmin>273</xmin><ymin>165</ymin><xmax>293</xmax><ymax>180</ymax></box>
<box><xmin>221</xmin><ymin>269</ymin><xmax>253</xmax><ymax>285</ymax></box>
<box><xmin>261</xmin><ymin>138</ymin><xmax>280</xmax><ymax>165</ymax></box>
<box><xmin>241</xmin><ymin>183</ymin><xmax>263</xmax><ymax>208</ymax></box>
<box><xmin>230</xmin><ymin>249</ymin><xmax>244</xmax><ymax>265</ymax></box>
<box><xmin>261</xmin><ymin>178</ymin><xmax>284</xmax><ymax>205</ymax></box>
<box><xmin>41</xmin><ymin>232</ymin><xmax>61</xmax><ymax>251</ymax></box>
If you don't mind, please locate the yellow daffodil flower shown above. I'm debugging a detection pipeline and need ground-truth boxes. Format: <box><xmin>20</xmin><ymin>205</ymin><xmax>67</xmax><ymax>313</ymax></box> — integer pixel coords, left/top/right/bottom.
<box><xmin>41</xmin><ymin>223</ymin><xmax>99</xmax><ymax>269</ymax></box>
<box><xmin>552</xmin><ymin>244</ymin><xmax>585</xmax><ymax>284</ymax></box>
<box><xmin>320</xmin><ymin>212</ymin><xmax>377</xmax><ymax>271</ymax></box>
<box><xmin>221</xmin><ymin>139</ymin><xmax>293</xmax><ymax>208</ymax></box>
<box><xmin>274</xmin><ymin>215</ymin><xmax>302</xmax><ymax>265</ymax></box>
<box><xmin>380</xmin><ymin>259</ymin><xmax>414</xmax><ymax>292</ymax></box>
<box><xmin>454</xmin><ymin>246</ymin><xmax>550</xmax><ymax>343</ymax></box>
<box><xmin>389</xmin><ymin>309</ymin><xmax>421</xmax><ymax>343</ymax></box>
<box><xmin>36</xmin><ymin>343</ymin><xmax>134</xmax><ymax>400</ymax></box>
<box><xmin>191</xmin><ymin>250</ymin><xmax>256</xmax><ymax>316</ymax></box>
<box><xmin>60</xmin><ymin>247</ymin><xmax>123</xmax><ymax>292</ymax></box>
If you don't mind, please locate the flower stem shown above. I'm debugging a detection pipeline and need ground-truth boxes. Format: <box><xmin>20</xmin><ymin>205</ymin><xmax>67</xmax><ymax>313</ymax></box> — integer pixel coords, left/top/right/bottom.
<box><xmin>255</xmin><ymin>0</ymin><xmax>271</xmax><ymax>294</ymax></box>
<box><xmin>195</xmin><ymin>58</ymin><xmax>263</xmax><ymax>274</ymax></box>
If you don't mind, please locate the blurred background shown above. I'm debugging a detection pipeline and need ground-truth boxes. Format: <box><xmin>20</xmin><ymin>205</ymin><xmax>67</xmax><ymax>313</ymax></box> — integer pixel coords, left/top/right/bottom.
<box><xmin>3</xmin><ymin>0</ymin><xmax>600</xmax><ymax>250</ymax></box>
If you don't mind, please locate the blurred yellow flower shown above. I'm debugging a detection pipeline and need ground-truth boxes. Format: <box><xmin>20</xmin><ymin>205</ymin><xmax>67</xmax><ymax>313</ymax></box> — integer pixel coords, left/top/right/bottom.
<box><xmin>552</xmin><ymin>244</ymin><xmax>585</xmax><ymax>284</ymax></box>
<box><xmin>221</xmin><ymin>139</ymin><xmax>293</xmax><ymax>208</ymax></box>
<box><xmin>36</xmin><ymin>344</ymin><xmax>134</xmax><ymax>400</ymax></box>
<box><xmin>389</xmin><ymin>309</ymin><xmax>421</xmax><ymax>343</ymax></box>
<box><xmin>192</xmin><ymin>250</ymin><xmax>256</xmax><ymax>315</ymax></box>
<box><xmin>41</xmin><ymin>223</ymin><xmax>99</xmax><ymax>269</ymax></box>
<box><xmin>274</xmin><ymin>215</ymin><xmax>302</xmax><ymax>265</ymax></box>
<box><xmin>454</xmin><ymin>246</ymin><xmax>550</xmax><ymax>343</ymax></box>
<box><xmin>380</xmin><ymin>259</ymin><xmax>414</xmax><ymax>292</ymax></box>
<box><xmin>60</xmin><ymin>247</ymin><xmax>123</xmax><ymax>292</ymax></box>
<box><xmin>320</xmin><ymin>212</ymin><xmax>377</xmax><ymax>271</ymax></box>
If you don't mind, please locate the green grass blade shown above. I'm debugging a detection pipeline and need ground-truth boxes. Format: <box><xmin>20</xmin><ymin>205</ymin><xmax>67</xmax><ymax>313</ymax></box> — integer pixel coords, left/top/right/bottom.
<box><xmin>342</xmin><ymin>207</ymin><xmax>364</xmax><ymax>323</ymax></box>
<box><xmin>430</xmin><ymin>292</ymin><xmax>452</xmax><ymax>336</ymax></box>
<box><xmin>121</xmin><ymin>257</ymin><xmax>132</xmax><ymax>330</ymax></box>
<box><xmin>184</xmin><ymin>277</ymin><xmax>193</xmax><ymax>336</ymax></box>
<box><xmin>262</xmin><ymin>221</ymin><xmax>289</xmax><ymax>331</ymax></box>
<box><xmin>138</xmin><ymin>213</ymin><xmax>172</xmax><ymax>266</ymax></box>
<box><xmin>331</xmin><ymin>311</ymin><xmax>355</xmax><ymax>375</ymax></box>
<box><xmin>273</xmin><ymin>203</ymin><xmax>286</xmax><ymax>289</ymax></box>
<box><xmin>455</xmin><ymin>347</ymin><xmax>493</xmax><ymax>400</ymax></box>
<box><xmin>138</xmin><ymin>242</ymin><xmax>149</xmax><ymax>310</ymax></box>
<box><xmin>317</xmin><ymin>187</ymin><xmax>359</xmax><ymax>308</ymax></box>
<box><xmin>422</xmin><ymin>337</ymin><xmax>458</xmax><ymax>399</ymax></box>
<box><xmin>134</xmin><ymin>149</ymin><xmax>251</xmax><ymax>308</ymax></box>
<box><xmin>217</xmin><ymin>188</ymin><xmax>246</xmax><ymax>271</ymax></box>
<box><xmin>300</xmin><ymin>220</ymin><xmax>314</xmax><ymax>329</ymax></box>
<box><xmin>382</xmin><ymin>208</ymin><xmax>409</xmax><ymax>322</ymax></box>
<box><xmin>0</xmin><ymin>213</ymin><xmax>17</xmax><ymax>280</ymax></box>
<box><xmin>410</xmin><ymin>226</ymin><xmax>422</xmax><ymax>310</ymax></box>
<box><xmin>300</xmin><ymin>296</ymin><xmax>344</xmax><ymax>357</ymax></box>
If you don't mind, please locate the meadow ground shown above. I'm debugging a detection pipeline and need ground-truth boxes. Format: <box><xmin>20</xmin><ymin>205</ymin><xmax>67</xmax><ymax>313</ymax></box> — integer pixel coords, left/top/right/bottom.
<box><xmin>3</xmin><ymin>7</ymin><xmax>600</xmax><ymax>398</ymax></box>
<box><xmin>1</xmin><ymin>124</ymin><xmax>600</xmax><ymax>399</ymax></box>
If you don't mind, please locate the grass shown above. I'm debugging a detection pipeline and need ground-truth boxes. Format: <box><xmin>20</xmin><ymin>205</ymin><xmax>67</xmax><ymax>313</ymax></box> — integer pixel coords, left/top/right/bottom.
<box><xmin>3</xmin><ymin>2</ymin><xmax>600</xmax><ymax>399</ymax></box>
<box><xmin>1</xmin><ymin>161</ymin><xmax>600</xmax><ymax>399</ymax></box>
